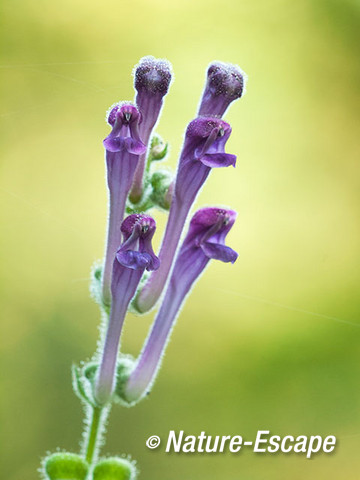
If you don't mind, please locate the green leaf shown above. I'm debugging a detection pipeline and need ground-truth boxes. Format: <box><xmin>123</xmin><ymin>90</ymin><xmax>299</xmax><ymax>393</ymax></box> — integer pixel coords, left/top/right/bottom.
<box><xmin>93</xmin><ymin>457</ymin><xmax>136</xmax><ymax>480</ymax></box>
<box><xmin>43</xmin><ymin>452</ymin><xmax>88</xmax><ymax>480</ymax></box>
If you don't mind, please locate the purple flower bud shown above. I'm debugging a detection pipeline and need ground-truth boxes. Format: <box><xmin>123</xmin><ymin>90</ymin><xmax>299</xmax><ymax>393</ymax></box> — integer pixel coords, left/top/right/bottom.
<box><xmin>198</xmin><ymin>61</ymin><xmax>246</xmax><ymax>117</ymax></box>
<box><xmin>102</xmin><ymin>103</ymin><xmax>146</xmax><ymax>306</ymax></box>
<box><xmin>135</xmin><ymin>117</ymin><xmax>236</xmax><ymax>313</ymax></box>
<box><xmin>95</xmin><ymin>214</ymin><xmax>159</xmax><ymax>406</ymax></box>
<box><xmin>123</xmin><ymin>208</ymin><xmax>237</xmax><ymax>403</ymax></box>
<box><xmin>134</xmin><ymin>55</ymin><xmax>172</xmax><ymax>97</ymax></box>
<box><xmin>130</xmin><ymin>56</ymin><xmax>173</xmax><ymax>202</ymax></box>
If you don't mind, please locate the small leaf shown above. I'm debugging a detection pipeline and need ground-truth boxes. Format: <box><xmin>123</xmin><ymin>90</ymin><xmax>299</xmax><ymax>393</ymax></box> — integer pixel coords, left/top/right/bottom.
<box><xmin>43</xmin><ymin>452</ymin><xmax>88</xmax><ymax>480</ymax></box>
<box><xmin>93</xmin><ymin>457</ymin><xmax>136</xmax><ymax>480</ymax></box>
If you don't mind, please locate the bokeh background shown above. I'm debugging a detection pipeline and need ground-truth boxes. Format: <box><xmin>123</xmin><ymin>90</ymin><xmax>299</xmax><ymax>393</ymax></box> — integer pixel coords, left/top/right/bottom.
<box><xmin>1</xmin><ymin>0</ymin><xmax>360</xmax><ymax>478</ymax></box>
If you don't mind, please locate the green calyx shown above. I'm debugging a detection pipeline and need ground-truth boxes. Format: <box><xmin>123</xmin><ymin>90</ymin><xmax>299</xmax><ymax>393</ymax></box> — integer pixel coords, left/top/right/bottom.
<box><xmin>43</xmin><ymin>452</ymin><xmax>88</xmax><ymax>480</ymax></box>
<box><xmin>90</xmin><ymin>263</ymin><xmax>111</xmax><ymax>315</ymax></box>
<box><xmin>150</xmin><ymin>170</ymin><xmax>174</xmax><ymax>211</ymax></box>
<box><xmin>113</xmin><ymin>356</ymin><xmax>136</xmax><ymax>407</ymax></box>
<box><xmin>72</xmin><ymin>362</ymin><xmax>98</xmax><ymax>407</ymax></box>
<box><xmin>147</xmin><ymin>133</ymin><xmax>168</xmax><ymax>163</ymax></box>
<box><xmin>93</xmin><ymin>457</ymin><xmax>136</xmax><ymax>480</ymax></box>
<box><xmin>72</xmin><ymin>358</ymin><xmax>136</xmax><ymax>408</ymax></box>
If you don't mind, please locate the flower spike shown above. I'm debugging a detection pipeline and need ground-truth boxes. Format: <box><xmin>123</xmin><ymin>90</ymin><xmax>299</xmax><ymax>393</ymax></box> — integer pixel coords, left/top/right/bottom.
<box><xmin>40</xmin><ymin>54</ymin><xmax>248</xmax><ymax>478</ymax></box>
<box><xmin>130</xmin><ymin>56</ymin><xmax>173</xmax><ymax>202</ymax></box>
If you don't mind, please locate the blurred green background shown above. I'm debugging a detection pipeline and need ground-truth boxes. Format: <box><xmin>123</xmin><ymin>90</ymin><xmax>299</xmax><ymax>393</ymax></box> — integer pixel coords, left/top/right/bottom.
<box><xmin>1</xmin><ymin>0</ymin><xmax>360</xmax><ymax>478</ymax></box>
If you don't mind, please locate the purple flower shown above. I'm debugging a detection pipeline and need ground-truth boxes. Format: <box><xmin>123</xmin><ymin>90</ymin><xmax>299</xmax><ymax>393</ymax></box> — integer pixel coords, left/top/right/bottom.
<box><xmin>95</xmin><ymin>214</ymin><xmax>159</xmax><ymax>406</ymax></box>
<box><xmin>104</xmin><ymin>103</ymin><xmax>145</xmax><ymax>154</ymax></box>
<box><xmin>117</xmin><ymin>214</ymin><xmax>160</xmax><ymax>272</ymax></box>
<box><xmin>134</xmin><ymin>117</ymin><xmax>236</xmax><ymax>313</ymax></box>
<box><xmin>123</xmin><ymin>207</ymin><xmax>237</xmax><ymax>403</ymax></box>
<box><xmin>129</xmin><ymin>56</ymin><xmax>173</xmax><ymax>202</ymax></box>
<box><xmin>198</xmin><ymin>61</ymin><xmax>246</xmax><ymax>117</ymax></box>
<box><xmin>175</xmin><ymin>117</ymin><xmax>236</xmax><ymax>203</ymax></box>
<box><xmin>102</xmin><ymin>104</ymin><xmax>146</xmax><ymax>307</ymax></box>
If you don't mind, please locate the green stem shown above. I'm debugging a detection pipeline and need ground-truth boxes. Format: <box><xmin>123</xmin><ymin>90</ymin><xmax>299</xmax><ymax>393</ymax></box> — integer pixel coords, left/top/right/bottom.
<box><xmin>85</xmin><ymin>406</ymin><xmax>103</xmax><ymax>465</ymax></box>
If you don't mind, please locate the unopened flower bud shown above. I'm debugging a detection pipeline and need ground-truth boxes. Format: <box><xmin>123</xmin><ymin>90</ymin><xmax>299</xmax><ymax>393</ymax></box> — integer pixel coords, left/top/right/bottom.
<box><xmin>130</xmin><ymin>56</ymin><xmax>173</xmax><ymax>202</ymax></box>
<box><xmin>148</xmin><ymin>133</ymin><xmax>168</xmax><ymax>161</ymax></box>
<box><xmin>198</xmin><ymin>61</ymin><xmax>247</xmax><ymax>117</ymax></box>
<box><xmin>134</xmin><ymin>55</ymin><xmax>172</xmax><ymax>98</ymax></box>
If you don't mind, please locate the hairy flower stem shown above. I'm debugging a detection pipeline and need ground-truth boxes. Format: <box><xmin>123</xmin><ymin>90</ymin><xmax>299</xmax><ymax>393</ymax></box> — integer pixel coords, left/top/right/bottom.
<box><xmin>85</xmin><ymin>407</ymin><xmax>102</xmax><ymax>464</ymax></box>
<box><xmin>83</xmin><ymin>406</ymin><xmax>109</xmax><ymax>466</ymax></box>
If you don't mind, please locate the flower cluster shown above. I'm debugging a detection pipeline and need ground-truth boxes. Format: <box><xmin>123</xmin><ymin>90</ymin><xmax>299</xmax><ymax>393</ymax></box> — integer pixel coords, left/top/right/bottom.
<box><xmin>124</xmin><ymin>208</ymin><xmax>238</xmax><ymax>404</ymax></box>
<box><xmin>42</xmin><ymin>56</ymin><xmax>246</xmax><ymax>480</ymax></box>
